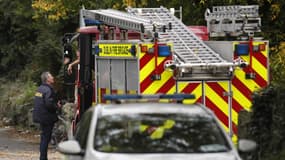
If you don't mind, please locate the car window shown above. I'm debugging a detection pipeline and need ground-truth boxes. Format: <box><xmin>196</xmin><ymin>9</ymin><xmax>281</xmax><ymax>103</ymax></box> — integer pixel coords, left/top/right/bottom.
<box><xmin>75</xmin><ymin>109</ymin><xmax>93</xmax><ymax>149</ymax></box>
<box><xmin>94</xmin><ymin>113</ymin><xmax>231</xmax><ymax>153</ymax></box>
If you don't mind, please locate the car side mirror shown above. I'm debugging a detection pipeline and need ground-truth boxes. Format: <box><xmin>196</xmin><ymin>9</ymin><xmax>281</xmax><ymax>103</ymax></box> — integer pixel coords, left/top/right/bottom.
<box><xmin>238</xmin><ymin>139</ymin><xmax>257</xmax><ymax>152</ymax></box>
<box><xmin>58</xmin><ymin>140</ymin><xmax>84</xmax><ymax>156</ymax></box>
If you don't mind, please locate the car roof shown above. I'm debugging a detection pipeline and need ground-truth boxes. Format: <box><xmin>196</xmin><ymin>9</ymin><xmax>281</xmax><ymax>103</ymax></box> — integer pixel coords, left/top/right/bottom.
<box><xmin>94</xmin><ymin>103</ymin><xmax>213</xmax><ymax>118</ymax></box>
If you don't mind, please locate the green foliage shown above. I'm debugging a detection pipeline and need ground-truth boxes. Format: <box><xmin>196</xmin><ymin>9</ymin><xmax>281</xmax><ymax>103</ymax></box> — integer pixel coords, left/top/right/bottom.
<box><xmin>270</xmin><ymin>43</ymin><xmax>285</xmax><ymax>85</ymax></box>
<box><xmin>0</xmin><ymin>80</ymin><xmax>37</xmax><ymax>108</ymax></box>
<box><xmin>249</xmin><ymin>85</ymin><xmax>285</xmax><ymax>160</ymax></box>
<box><xmin>0</xmin><ymin>0</ymin><xmax>35</xmax><ymax>79</ymax></box>
<box><xmin>16</xmin><ymin>81</ymin><xmax>38</xmax><ymax>105</ymax></box>
<box><xmin>33</xmin><ymin>29</ymin><xmax>62</xmax><ymax>79</ymax></box>
<box><xmin>0</xmin><ymin>79</ymin><xmax>37</xmax><ymax>126</ymax></box>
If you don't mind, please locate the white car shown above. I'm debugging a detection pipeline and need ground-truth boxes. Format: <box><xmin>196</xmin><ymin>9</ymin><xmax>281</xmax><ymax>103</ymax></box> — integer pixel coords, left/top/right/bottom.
<box><xmin>58</xmin><ymin>95</ymin><xmax>256</xmax><ymax>160</ymax></box>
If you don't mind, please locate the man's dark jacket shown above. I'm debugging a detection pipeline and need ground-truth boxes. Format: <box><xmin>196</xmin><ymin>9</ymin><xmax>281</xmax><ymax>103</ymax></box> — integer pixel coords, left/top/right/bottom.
<box><xmin>33</xmin><ymin>83</ymin><xmax>58</xmax><ymax>125</ymax></box>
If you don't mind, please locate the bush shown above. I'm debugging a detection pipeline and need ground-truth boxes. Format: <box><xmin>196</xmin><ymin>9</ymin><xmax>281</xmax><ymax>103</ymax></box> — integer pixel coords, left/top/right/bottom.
<box><xmin>0</xmin><ymin>79</ymin><xmax>37</xmax><ymax>127</ymax></box>
<box><xmin>249</xmin><ymin>85</ymin><xmax>285</xmax><ymax>160</ymax></box>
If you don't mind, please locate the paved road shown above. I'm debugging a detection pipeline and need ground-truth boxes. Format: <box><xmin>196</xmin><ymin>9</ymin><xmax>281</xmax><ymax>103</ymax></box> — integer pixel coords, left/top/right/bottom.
<box><xmin>0</xmin><ymin>127</ymin><xmax>62</xmax><ymax>160</ymax></box>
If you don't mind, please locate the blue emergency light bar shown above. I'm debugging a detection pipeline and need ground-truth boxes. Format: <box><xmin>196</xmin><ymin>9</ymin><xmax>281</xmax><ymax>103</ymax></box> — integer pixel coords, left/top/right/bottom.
<box><xmin>103</xmin><ymin>94</ymin><xmax>195</xmax><ymax>101</ymax></box>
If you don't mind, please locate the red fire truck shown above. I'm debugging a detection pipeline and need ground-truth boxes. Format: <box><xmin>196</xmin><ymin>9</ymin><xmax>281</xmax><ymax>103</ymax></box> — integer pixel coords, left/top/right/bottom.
<box><xmin>63</xmin><ymin>5</ymin><xmax>269</xmax><ymax>143</ymax></box>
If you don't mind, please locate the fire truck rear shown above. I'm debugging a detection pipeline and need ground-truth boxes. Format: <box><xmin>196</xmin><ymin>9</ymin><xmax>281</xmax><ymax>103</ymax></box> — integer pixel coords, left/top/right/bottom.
<box><xmin>63</xmin><ymin>5</ymin><xmax>269</xmax><ymax>143</ymax></box>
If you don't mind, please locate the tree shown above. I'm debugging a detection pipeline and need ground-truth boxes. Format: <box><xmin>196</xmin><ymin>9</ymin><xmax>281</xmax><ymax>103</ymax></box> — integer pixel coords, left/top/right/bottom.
<box><xmin>0</xmin><ymin>0</ymin><xmax>35</xmax><ymax>78</ymax></box>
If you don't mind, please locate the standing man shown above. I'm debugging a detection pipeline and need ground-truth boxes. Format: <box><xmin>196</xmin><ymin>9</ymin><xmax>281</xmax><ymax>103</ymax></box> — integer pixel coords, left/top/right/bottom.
<box><xmin>33</xmin><ymin>71</ymin><xmax>61</xmax><ymax>160</ymax></box>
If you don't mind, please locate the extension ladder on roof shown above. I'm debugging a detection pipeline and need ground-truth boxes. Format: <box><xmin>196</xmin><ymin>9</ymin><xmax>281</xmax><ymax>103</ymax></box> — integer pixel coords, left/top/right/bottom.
<box><xmin>80</xmin><ymin>8</ymin><xmax>167</xmax><ymax>38</ymax></box>
<box><xmin>127</xmin><ymin>7</ymin><xmax>245</xmax><ymax>80</ymax></box>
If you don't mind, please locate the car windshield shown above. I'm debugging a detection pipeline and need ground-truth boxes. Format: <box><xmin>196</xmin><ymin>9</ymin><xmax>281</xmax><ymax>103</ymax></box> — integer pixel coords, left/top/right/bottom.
<box><xmin>94</xmin><ymin>113</ymin><xmax>231</xmax><ymax>153</ymax></box>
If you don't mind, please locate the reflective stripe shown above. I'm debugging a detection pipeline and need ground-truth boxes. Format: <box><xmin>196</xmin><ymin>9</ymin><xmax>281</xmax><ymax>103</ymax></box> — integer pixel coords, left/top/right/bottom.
<box><xmin>35</xmin><ymin>92</ymin><xmax>43</xmax><ymax>97</ymax></box>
